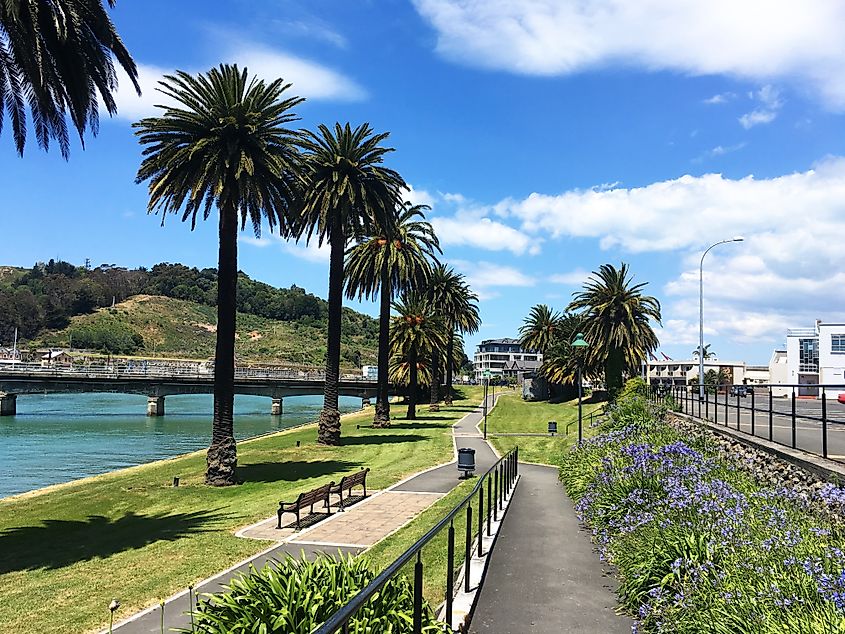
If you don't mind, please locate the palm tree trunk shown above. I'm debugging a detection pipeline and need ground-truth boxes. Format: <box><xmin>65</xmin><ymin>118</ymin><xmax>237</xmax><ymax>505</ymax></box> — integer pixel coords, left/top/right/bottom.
<box><xmin>429</xmin><ymin>349</ymin><xmax>440</xmax><ymax>412</ymax></box>
<box><xmin>206</xmin><ymin>203</ymin><xmax>238</xmax><ymax>486</ymax></box>
<box><xmin>373</xmin><ymin>258</ymin><xmax>391</xmax><ymax>427</ymax></box>
<box><xmin>407</xmin><ymin>346</ymin><xmax>418</xmax><ymax>420</ymax></box>
<box><xmin>318</xmin><ymin>222</ymin><xmax>344</xmax><ymax>445</ymax></box>
<box><xmin>444</xmin><ymin>330</ymin><xmax>454</xmax><ymax>405</ymax></box>
<box><xmin>606</xmin><ymin>347</ymin><xmax>625</xmax><ymax>400</ymax></box>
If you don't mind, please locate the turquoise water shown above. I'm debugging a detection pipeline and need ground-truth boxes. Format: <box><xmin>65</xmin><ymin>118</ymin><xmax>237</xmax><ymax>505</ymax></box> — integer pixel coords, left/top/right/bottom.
<box><xmin>0</xmin><ymin>393</ymin><xmax>362</xmax><ymax>499</ymax></box>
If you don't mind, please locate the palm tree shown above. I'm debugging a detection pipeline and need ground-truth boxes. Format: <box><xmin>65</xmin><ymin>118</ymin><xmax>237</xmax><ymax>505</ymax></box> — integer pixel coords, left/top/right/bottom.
<box><xmin>134</xmin><ymin>65</ymin><xmax>303</xmax><ymax>485</ymax></box>
<box><xmin>424</xmin><ymin>265</ymin><xmax>479</xmax><ymax>409</ymax></box>
<box><xmin>518</xmin><ymin>304</ymin><xmax>563</xmax><ymax>354</ymax></box>
<box><xmin>1</xmin><ymin>0</ymin><xmax>139</xmax><ymax>157</ymax></box>
<box><xmin>389</xmin><ymin>293</ymin><xmax>447</xmax><ymax>420</ymax></box>
<box><xmin>345</xmin><ymin>202</ymin><xmax>439</xmax><ymax>427</ymax></box>
<box><xmin>692</xmin><ymin>344</ymin><xmax>715</xmax><ymax>360</ymax></box>
<box><xmin>568</xmin><ymin>263</ymin><xmax>661</xmax><ymax>399</ymax></box>
<box><xmin>298</xmin><ymin>122</ymin><xmax>406</xmax><ymax>445</ymax></box>
<box><xmin>535</xmin><ymin>312</ymin><xmax>596</xmax><ymax>387</ymax></box>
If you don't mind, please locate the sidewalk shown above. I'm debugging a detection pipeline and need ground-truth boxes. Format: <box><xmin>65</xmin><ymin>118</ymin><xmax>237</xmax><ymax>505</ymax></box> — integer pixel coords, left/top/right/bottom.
<box><xmin>113</xmin><ymin>393</ymin><xmax>498</xmax><ymax>633</ymax></box>
<box><xmin>469</xmin><ymin>463</ymin><xmax>632</xmax><ymax>633</ymax></box>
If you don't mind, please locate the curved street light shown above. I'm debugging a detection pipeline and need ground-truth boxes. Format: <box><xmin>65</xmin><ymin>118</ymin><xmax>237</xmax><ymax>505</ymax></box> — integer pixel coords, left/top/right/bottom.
<box><xmin>699</xmin><ymin>237</ymin><xmax>744</xmax><ymax>401</ymax></box>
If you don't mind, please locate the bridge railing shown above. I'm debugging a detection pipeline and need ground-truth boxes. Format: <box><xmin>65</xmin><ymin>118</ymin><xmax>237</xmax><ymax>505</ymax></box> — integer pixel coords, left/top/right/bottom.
<box><xmin>0</xmin><ymin>362</ymin><xmax>374</xmax><ymax>382</ymax></box>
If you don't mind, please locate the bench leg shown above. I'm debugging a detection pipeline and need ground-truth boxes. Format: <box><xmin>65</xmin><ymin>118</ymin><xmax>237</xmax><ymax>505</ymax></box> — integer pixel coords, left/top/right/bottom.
<box><xmin>277</xmin><ymin>507</ymin><xmax>283</xmax><ymax>529</ymax></box>
<box><xmin>296</xmin><ymin>509</ymin><xmax>301</xmax><ymax>530</ymax></box>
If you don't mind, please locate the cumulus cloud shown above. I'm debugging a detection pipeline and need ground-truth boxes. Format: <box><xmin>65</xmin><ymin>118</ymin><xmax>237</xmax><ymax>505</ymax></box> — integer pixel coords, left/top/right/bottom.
<box><xmin>549</xmin><ymin>269</ymin><xmax>591</xmax><ymax>286</ymax></box>
<box><xmin>450</xmin><ymin>259</ymin><xmax>534</xmax><ymax>301</ymax></box>
<box><xmin>739</xmin><ymin>85</ymin><xmax>783</xmax><ymax>128</ymax></box>
<box><xmin>431</xmin><ymin>213</ymin><xmax>540</xmax><ymax>255</ymax></box>
<box><xmin>703</xmin><ymin>92</ymin><xmax>736</xmax><ymax>105</ymax></box>
<box><xmin>412</xmin><ymin>0</ymin><xmax>845</xmax><ymax>108</ymax></box>
<box><xmin>111</xmin><ymin>43</ymin><xmax>364</xmax><ymax>120</ymax></box>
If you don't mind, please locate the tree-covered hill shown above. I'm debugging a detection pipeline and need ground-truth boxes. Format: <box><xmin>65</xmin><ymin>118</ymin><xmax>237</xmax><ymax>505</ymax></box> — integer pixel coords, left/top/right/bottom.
<box><xmin>0</xmin><ymin>260</ymin><xmax>378</xmax><ymax>367</ymax></box>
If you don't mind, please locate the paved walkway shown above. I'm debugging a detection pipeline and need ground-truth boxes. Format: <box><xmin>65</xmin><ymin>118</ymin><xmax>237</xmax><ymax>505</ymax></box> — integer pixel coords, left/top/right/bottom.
<box><xmin>113</xmin><ymin>393</ymin><xmax>499</xmax><ymax>633</ymax></box>
<box><xmin>469</xmin><ymin>463</ymin><xmax>632</xmax><ymax>634</ymax></box>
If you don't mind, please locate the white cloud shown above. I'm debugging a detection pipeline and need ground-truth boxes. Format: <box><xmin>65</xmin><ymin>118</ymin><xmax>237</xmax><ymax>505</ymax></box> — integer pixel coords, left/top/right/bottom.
<box><xmin>549</xmin><ymin>269</ymin><xmax>591</xmax><ymax>286</ymax></box>
<box><xmin>283</xmin><ymin>240</ymin><xmax>330</xmax><ymax>264</ymax></box>
<box><xmin>405</xmin><ymin>185</ymin><xmax>437</xmax><ymax>209</ymax></box>
<box><xmin>412</xmin><ymin>0</ymin><xmax>845</xmax><ymax>108</ymax></box>
<box><xmin>450</xmin><ymin>259</ymin><xmax>534</xmax><ymax>301</ymax></box>
<box><xmin>739</xmin><ymin>85</ymin><xmax>783</xmax><ymax>128</ymax></box>
<box><xmin>431</xmin><ymin>212</ymin><xmax>540</xmax><ymax>256</ymax></box>
<box><xmin>704</xmin><ymin>92</ymin><xmax>736</xmax><ymax>105</ymax></box>
<box><xmin>693</xmin><ymin>142</ymin><xmax>747</xmax><ymax>162</ymax></box>
<box><xmin>111</xmin><ymin>44</ymin><xmax>364</xmax><ymax>120</ymax></box>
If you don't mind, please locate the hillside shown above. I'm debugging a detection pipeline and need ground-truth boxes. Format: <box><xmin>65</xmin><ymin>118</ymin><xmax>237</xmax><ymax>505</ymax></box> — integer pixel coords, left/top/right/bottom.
<box><xmin>37</xmin><ymin>295</ymin><xmax>378</xmax><ymax>368</ymax></box>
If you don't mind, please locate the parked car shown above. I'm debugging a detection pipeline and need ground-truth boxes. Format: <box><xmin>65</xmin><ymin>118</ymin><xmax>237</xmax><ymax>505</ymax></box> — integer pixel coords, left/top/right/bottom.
<box><xmin>729</xmin><ymin>385</ymin><xmax>749</xmax><ymax>398</ymax></box>
<box><xmin>838</xmin><ymin>393</ymin><xmax>845</xmax><ymax>405</ymax></box>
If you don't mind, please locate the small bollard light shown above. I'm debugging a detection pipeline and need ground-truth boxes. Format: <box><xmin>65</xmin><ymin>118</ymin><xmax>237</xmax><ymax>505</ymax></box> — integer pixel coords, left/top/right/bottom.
<box><xmin>548</xmin><ymin>421</ymin><xmax>557</xmax><ymax>436</ymax></box>
<box><xmin>108</xmin><ymin>599</ymin><xmax>120</xmax><ymax>634</ymax></box>
<box><xmin>296</xmin><ymin>440</ymin><xmax>301</xmax><ymax>447</ymax></box>
<box><xmin>356</xmin><ymin>424</ymin><xmax>360</xmax><ymax>429</ymax></box>
<box><xmin>172</xmin><ymin>476</ymin><xmax>180</xmax><ymax>487</ymax></box>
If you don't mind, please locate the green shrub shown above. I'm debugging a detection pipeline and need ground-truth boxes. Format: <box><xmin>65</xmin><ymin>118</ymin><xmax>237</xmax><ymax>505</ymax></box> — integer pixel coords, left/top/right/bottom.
<box><xmin>182</xmin><ymin>553</ymin><xmax>447</xmax><ymax>633</ymax></box>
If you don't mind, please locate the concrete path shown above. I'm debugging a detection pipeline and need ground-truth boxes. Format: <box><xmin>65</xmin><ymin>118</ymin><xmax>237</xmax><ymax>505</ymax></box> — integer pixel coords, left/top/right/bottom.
<box><xmin>469</xmin><ymin>463</ymin><xmax>631</xmax><ymax>634</ymax></box>
<box><xmin>113</xmin><ymin>393</ymin><xmax>500</xmax><ymax>633</ymax></box>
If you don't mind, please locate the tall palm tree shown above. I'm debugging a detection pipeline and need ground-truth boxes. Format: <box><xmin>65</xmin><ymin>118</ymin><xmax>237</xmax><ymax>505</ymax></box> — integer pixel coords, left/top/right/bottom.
<box><xmin>538</xmin><ymin>313</ymin><xmax>598</xmax><ymax>387</ymax></box>
<box><xmin>298</xmin><ymin>122</ymin><xmax>406</xmax><ymax>445</ymax></box>
<box><xmin>134</xmin><ymin>65</ymin><xmax>303</xmax><ymax>485</ymax></box>
<box><xmin>424</xmin><ymin>265</ymin><xmax>479</xmax><ymax>408</ymax></box>
<box><xmin>568</xmin><ymin>263</ymin><xmax>662</xmax><ymax>399</ymax></box>
<box><xmin>389</xmin><ymin>293</ymin><xmax>447</xmax><ymax>420</ymax></box>
<box><xmin>345</xmin><ymin>201</ymin><xmax>439</xmax><ymax>427</ymax></box>
<box><xmin>1</xmin><ymin>0</ymin><xmax>139</xmax><ymax>157</ymax></box>
<box><xmin>519</xmin><ymin>304</ymin><xmax>563</xmax><ymax>355</ymax></box>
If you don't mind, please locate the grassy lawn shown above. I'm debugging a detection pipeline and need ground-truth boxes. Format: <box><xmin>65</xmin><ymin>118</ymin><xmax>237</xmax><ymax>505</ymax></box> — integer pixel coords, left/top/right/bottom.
<box><xmin>486</xmin><ymin>393</ymin><xmax>605</xmax><ymax>464</ymax></box>
<box><xmin>0</xmin><ymin>387</ymin><xmax>482</xmax><ymax>633</ymax></box>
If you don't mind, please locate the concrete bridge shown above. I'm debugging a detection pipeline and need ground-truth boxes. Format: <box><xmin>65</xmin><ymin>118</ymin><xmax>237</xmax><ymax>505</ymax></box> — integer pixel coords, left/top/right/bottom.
<box><xmin>0</xmin><ymin>365</ymin><xmax>381</xmax><ymax>416</ymax></box>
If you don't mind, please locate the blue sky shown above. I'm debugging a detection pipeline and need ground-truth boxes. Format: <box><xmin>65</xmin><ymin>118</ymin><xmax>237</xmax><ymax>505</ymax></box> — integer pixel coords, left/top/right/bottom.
<box><xmin>4</xmin><ymin>0</ymin><xmax>845</xmax><ymax>365</ymax></box>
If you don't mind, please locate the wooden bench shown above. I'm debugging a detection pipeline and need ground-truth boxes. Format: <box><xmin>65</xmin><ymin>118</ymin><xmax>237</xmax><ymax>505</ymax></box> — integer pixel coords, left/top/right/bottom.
<box><xmin>277</xmin><ymin>481</ymin><xmax>334</xmax><ymax>530</ymax></box>
<box><xmin>330</xmin><ymin>468</ymin><xmax>370</xmax><ymax>511</ymax></box>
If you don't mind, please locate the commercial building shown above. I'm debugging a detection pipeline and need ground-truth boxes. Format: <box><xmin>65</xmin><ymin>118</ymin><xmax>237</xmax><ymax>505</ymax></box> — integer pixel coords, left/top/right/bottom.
<box><xmin>473</xmin><ymin>338</ymin><xmax>541</xmax><ymax>381</ymax></box>
<box><xmin>769</xmin><ymin>322</ymin><xmax>845</xmax><ymax>399</ymax></box>
<box><xmin>646</xmin><ymin>358</ymin><xmax>748</xmax><ymax>387</ymax></box>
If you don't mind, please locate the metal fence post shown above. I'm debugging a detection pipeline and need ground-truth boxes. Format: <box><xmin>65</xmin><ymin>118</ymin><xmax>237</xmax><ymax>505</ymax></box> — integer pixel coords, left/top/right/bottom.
<box><xmin>493</xmin><ymin>470</ymin><xmax>498</xmax><ymax>522</ymax></box>
<box><xmin>486</xmin><ymin>475</ymin><xmax>492</xmax><ymax>536</ymax></box>
<box><xmin>822</xmin><ymin>388</ymin><xmax>828</xmax><ymax>459</ymax></box>
<box><xmin>736</xmin><ymin>392</ymin><xmax>741</xmax><ymax>431</ymax></box>
<box><xmin>477</xmin><ymin>488</ymin><xmax>484</xmax><ymax>557</ymax></box>
<box><xmin>791</xmin><ymin>388</ymin><xmax>797</xmax><ymax>449</ymax></box>
<box><xmin>751</xmin><ymin>389</ymin><xmax>755</xmax><ymax>436</ymax></box>
<box><xmin>769</xmin><ymin>388</ymin><xmax>773</xmax><ymax>441</ymax></box>
<box><xmin>705</xmin><ymin>387</ymin><xmax>709</xmax><ymax>420</ymax></box>
<box><xmin>446</xmin><ymin>521</ymin><xmax>455</xmax><ymax>625</ymax></box>
<box><xmin>714</xmin><ymin>387</ymin><xmax>718</xmax><ymax>425</ymax></box>
<box><xmin>464</xmin><ymin>504</ymin><xmax>472</xmax><ymax>593</ymax></box>
<box><xmin>413</xmin><ymin>552</ymin><xmax>423</xmax><ymax>634</ymax></box>
<box><xmin>724</xmin><ymin>386</ymin><xmax>728</xmax><ymax>426</ymax></box>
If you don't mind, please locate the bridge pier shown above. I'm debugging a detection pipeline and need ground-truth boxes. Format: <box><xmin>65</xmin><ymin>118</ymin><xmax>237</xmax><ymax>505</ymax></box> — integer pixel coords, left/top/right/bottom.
<box><xmin>271</xmin><ymin>398</ymin><xmax>283</xmax><ymax>416</ymax></box>
<box><xmin>0</xmin><ymin>393</ymin><xmax>16</xmax><ymax>416</ymax></box>
<box><xmin>147</xmin><ymin>396</ymin><xmax>165</xmax><ymax>417</ymax></box>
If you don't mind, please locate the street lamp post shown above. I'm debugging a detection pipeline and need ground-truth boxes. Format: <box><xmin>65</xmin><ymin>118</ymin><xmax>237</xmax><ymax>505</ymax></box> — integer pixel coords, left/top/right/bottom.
<box><xmin>572</xmin><ymin>333</ymin><xmax>589</xmax><ymax>443</ymax></box>
<box><xmin>699</xmin><ymin>237</ymin><xmax>743</xmax><ymax>402</ymax></box>
<box><xmin>482</xmin><ymin>370</ymin><xmax>491</xmax><ymax>439</ymax></box>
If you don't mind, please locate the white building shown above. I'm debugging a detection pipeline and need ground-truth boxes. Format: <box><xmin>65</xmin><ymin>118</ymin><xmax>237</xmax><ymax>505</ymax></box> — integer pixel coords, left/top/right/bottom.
<box><xmin>473</xmin><ymin>338</ymin><xmax>542</xmax><ymax>381</ymax></box>
<box><xmin>361</xmin><ymin>365</ymin><xmax>378</xmax><ymax>380</ymax></box>
<box><xmin>646</xmin><ymin>358</ymin><xmax>747</xmax><ymax>387</ymax></box>
<box><xmin>771</xmin><ymin>322</ymin><xmax>845</xmax><ymax>399</ymax></box>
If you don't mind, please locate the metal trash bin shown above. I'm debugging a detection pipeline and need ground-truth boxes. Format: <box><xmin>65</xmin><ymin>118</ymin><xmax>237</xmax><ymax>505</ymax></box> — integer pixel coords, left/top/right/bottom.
<box><xmin>548</xmin><ymin>421</ymin><xmax>558</xmax><ymax>435</ymax></box>
<box><xmin>457</xmin><ymin>447</ymin><xmax>476</xmax><ymax>478</ymax></box>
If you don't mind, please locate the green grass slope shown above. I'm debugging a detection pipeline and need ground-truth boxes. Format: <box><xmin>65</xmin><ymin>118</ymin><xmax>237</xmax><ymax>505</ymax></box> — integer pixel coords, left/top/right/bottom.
<box><xmin>38</xmin><ymin>294</ymin><xmax>378</xmax><ymax>368</ymax></box>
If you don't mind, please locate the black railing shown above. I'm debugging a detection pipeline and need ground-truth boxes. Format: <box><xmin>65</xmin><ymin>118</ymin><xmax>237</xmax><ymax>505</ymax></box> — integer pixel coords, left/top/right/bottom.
<box><xmin>649</xmin><ymin>383</ymin><xmax>845</xmax><ymax>462</ymax></box>
<box><xmin>313</xmin><ymin>446</ymin><xmax>520</xmax><ymax>634</ymax></box>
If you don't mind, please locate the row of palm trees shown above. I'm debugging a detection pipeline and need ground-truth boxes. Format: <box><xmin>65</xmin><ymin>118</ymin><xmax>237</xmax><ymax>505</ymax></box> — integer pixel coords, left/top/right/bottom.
<box><xmin>519</xmin><ymin>263</ymin><xmax>662</xmax><ymax>399</ymax></box>
<box><xmin>133</xmin><ymin>65</ymin><xmax>480</xmax><ymax>485</ymax></box>
<box><xmin>2</xmin><ymin>2</ymin><xmax>479</xmax><ymax>487</ymax></box>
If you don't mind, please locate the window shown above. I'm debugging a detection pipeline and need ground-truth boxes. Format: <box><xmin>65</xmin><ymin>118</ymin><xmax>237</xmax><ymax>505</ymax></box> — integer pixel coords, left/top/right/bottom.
<box><xmin>799</xmin><ymin>338</ymin><xmax>819</xmax><ymax>373</ymax></box>
<box><xmin>833</xmin><ymin>334</ymin><xmax>845</xmax><ymax>354</ymax></box>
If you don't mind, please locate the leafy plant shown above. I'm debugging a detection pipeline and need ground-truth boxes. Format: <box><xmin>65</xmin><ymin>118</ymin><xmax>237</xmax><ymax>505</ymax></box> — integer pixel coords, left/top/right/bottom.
<box><xmin>181</xmin><ymin>553</ymin><xmax>448</xmax><ymax>633</ymax></box>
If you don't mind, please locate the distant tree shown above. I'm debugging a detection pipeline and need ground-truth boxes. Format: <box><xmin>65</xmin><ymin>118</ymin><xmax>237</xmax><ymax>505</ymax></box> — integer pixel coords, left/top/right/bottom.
<box><xmin>0</xmin><ymin>0</ymin><xmax>139</xmax><ymax>157</ymax></box>
<box><xmin>134</xmin><ymin>64</ymin><xmax>303</xmax><ymax>486</ymax></box>
<box><xmin>692</xmin><ymin>344</ymin><xmax>715</xmax><ymax>360</ymax></box>
<box><xmin>518</xmin><ymin>304</ymin><xmax>563</xmax><ymax>354</ymax></box>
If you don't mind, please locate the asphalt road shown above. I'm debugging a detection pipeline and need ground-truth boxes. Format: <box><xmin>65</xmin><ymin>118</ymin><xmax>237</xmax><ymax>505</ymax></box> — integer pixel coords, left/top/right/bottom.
<box><xmin>676</xmin><ymin>391</ymin><xmax>845</xmax><ymax>462</ymax></box>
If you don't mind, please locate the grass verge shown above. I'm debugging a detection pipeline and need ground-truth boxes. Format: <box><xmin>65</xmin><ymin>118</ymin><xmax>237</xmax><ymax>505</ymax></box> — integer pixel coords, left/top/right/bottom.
<box><xmin>0</xmin><ymin>387</ymin><xmax>482</xmax><ymax>633</ymax></box>
<box><xmin>485</xmin><ymin>392</ymin><xmax>604</xmax><ymax>464</ymax></box>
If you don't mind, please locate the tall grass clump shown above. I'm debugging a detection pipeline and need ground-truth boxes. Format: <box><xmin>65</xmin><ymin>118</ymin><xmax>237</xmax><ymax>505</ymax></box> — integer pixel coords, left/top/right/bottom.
<box><xmin>181</xmin><ymin>553</ymin><xmax>447</xmax><ymax>633</ymax></box>
<box><xmin>560</xmin><ymin>380</ymin><xmax>845</xmax><ymax>633</ymax></box>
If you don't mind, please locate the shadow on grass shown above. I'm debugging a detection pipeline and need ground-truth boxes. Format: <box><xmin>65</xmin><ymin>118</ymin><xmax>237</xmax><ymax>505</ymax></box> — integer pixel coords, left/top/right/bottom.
<box><xmin>389</xmin><ymin>422</ymin><xmax>450</xmax><ymax>429</ymax></box>
<box><xmin>238</xmin><ymin>460</ymin><xmax>361</xmax><ymax>484</ymax></box>
<box><xmin>341</xmin><ymin>434</ymin><xmax>427</xmax><ymax>446</ymax></box>
<box><xmin>0</xmin><ymin>509</ymin><xmax>227</xmax><ymax>573</ymax></box>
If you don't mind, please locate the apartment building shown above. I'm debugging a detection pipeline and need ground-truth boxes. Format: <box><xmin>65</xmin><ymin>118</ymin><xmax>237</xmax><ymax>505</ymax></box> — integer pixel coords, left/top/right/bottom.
<box><xmin>473</xmin><ymin>338</ymin><xmax>542</xmax><ymax>381</ymax></box>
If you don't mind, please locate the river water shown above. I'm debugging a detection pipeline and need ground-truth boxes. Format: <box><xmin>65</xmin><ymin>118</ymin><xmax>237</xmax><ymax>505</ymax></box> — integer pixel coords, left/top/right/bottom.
<box><xmin>0</xmin><ymin>393</ymin><xmax>362</xmax><ymax>499</ymax></box>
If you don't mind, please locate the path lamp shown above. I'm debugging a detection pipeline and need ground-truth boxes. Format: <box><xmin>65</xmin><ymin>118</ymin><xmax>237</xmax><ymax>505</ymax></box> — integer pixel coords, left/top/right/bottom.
<box><xmin>699</xmin><ymin>237</ymin><xmax>743</xmax><ymax>402</ymax></box>
<box><xmin>572</xmin><ymin>333</ymin><xmax>589</xmax><ymax>443</ymax></box>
